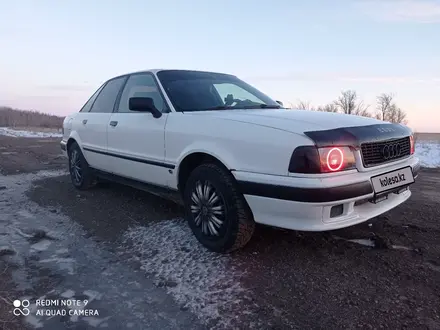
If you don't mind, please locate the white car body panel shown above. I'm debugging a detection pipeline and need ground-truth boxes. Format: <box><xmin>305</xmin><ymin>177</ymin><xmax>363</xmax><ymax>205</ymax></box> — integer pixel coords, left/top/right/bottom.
<box><xmin>184</xmin><ymin>108</ymin><xmax>383</xmax><ymax>133</ymax></box>
<box><xmin>234</xmin><ymin>155</ymin><xmax>419</xmax><ymax>230</ymax></box>
<box><xmin>106</xmin><ymin>112</ymin><xmax>170</xmax><ymax>187</ymax></box>
<box><xmin>165</xmin><ymin>112</ymin><xmax>315</xmax><ymax>189</ymax></box>
<box><xmin>70</xmin><ymin>112</ymin><xmax>113</xmax><ymax>171</ymax></box>
<box><xmin>61</xmin><ymin>69</ymin><xmax>421</xmax><ymax>234</ymax></box>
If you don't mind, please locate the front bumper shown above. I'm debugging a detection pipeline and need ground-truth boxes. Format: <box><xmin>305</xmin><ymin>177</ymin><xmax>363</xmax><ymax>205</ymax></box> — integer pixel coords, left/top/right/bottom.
<box><xmin>233</xmin><ymin>156</ymin><xmax>420</xmax><ymax>231</ymax></box>
<box><xmin>60</xmin><ymin>140</ymin><xmax>67</xmax><ymax>151</ymax></box>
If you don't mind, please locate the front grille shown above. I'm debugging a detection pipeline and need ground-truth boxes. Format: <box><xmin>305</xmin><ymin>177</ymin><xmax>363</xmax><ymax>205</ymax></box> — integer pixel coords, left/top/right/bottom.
<box><xmin>361</xmin><ymin>136</ymin><xmax>411</xmax><ymax>167</ymax></box>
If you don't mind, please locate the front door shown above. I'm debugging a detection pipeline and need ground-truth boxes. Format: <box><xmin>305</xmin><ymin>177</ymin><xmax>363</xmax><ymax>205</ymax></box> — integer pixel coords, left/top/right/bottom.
<box><xmin>106</xmin><ymin>72</ymin><xmax>171</xmax><ymax>187</ymax></box>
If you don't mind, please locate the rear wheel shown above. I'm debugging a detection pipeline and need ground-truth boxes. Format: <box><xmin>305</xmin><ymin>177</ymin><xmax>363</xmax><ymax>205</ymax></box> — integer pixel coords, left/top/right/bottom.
<box><xmin>183</xmin><ymin>163</ymin><xmax>255</xmax><ymax>253</ymax></box>
<box><xmin>68</xmin><ymin>142</ymin><xmax>96</xmax><ymax>190</ymax></box>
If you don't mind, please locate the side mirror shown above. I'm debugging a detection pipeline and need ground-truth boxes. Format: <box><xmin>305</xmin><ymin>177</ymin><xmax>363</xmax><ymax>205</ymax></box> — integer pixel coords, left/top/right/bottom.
<box><xmin>128</xmin><ymin>97</ymin><xmax>162</xmax><ymax>118</ymax></box>
<box><xmin>276</xmin><ymin>100</ymin><xmax>284</xmax><ymax>107</ymax></box>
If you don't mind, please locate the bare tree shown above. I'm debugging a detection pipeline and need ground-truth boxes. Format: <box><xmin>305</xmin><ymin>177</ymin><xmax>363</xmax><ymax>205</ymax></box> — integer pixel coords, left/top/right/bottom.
<box><xmin>294</xmin><ymin>100</ymin><xmax>314</xmax><ymax>110</ymax></box>
<box><xmin>334</xmin><ymin>90</ymin><xmax>357</xmax><ymax>114</ymax></box>
<box><xmin>293</xmin><ymin>100</ymin><xmax>340</xmax><ymax>113</ymax></box>
<box><xmin>388</xmin><ymin>105</ymin><xmax>408</xmax><ymax>124</ymax></box>
<box><xmin>316</xmin><ymin>103</ymin><xmax>339</xmax><ymax>113</ymax></box>
<box><xmin>376</xmin><ymin>93</ymin><xmax>394</xmax><ymax>121</ymax></box>
<box><xmin>375</xmin><ymin>93</ymin><xmax>408</xmax><ymax>124</ymax></box>
<box><xmin>334</xmin><ymin>90</ymin><xmax>371</xmax><ymax>117</ymax></box>
<box><xmin>0</xmin><ymin>106</ymin><xmax>64</xmax><ymax>128</ymax></box>
<box><xmin>352</xmin><ymin>100</ymin><xmax>371</xmax><ymax>117</ymax></box>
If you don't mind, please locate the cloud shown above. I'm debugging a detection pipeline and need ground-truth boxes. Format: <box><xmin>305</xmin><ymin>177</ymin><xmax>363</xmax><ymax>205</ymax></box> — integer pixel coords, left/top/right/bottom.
<box><xmin>356</xmin><ymin>0</ymin><xmax>440</xmax><ymax>23</ymax></box>
<box><xmin>246</xmin><ymin>72</ymin><xmax>440</xmax><ymax>84</ymax></box>
<box><xmin>37</xmin><ymin>84</ymin><xmax>95</xmax><ymax>92</ymax></box>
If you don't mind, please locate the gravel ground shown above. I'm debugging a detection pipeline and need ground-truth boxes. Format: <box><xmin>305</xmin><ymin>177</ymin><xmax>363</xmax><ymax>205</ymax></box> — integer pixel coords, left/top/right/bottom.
<box><xmin>0</xmin><ymin>135</ymin><xmax>65</xmax><ymax>175</ymax></box>
<box><xmin>1</xmin><ymin>135</ymin><xmax>439</xmax><ymax>329</ymax></box>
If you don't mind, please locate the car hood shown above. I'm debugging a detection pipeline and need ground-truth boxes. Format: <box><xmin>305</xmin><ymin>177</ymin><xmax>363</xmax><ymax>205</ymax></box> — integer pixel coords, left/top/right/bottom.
<box><xmin>185</xmin><ymin>109</ymin><xmax>383</xmax><ymax>133</ymax></box>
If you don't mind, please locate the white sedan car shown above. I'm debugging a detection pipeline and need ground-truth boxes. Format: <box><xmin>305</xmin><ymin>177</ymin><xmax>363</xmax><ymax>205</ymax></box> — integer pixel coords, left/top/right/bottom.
<box><xmin>61</xmin><ymin>69</ymin><xmax>420</xmax><ymax>252</ymax></box>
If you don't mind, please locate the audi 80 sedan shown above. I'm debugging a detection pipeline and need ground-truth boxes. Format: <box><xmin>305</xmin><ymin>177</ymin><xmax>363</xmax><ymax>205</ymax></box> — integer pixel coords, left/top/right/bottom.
<box><xmin>61</xmin><ymin>69</ymin><xmax>421</xmax><ymax>252</ymax></box>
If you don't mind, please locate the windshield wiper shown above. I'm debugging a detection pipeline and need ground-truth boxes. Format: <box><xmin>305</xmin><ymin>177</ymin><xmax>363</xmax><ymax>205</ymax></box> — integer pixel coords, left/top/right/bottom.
<box><xmin>201</xmin><ymin>105</ymin><xmax>235</xmax><ymax>111</ymax></box>
<box><xmin>195</xmin><ymin>104</ymin><xmax>281</xmax><ymax>111</ymax></box>
<box><xmin>240</xmin><ymin>104</ymin><xmax>281</xmax><ymax>109</ymax></box>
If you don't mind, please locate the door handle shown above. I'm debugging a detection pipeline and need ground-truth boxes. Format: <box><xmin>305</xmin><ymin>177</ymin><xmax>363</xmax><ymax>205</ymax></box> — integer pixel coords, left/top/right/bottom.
<box><xmin>82</xmin><ymin>119</ymin><xmax>88</xmax><ymax>125</ymax></box>
<box><xmin>109</xmin><ymin>121</ymin><xmax>118</xmax><ymax>127</ymax></box>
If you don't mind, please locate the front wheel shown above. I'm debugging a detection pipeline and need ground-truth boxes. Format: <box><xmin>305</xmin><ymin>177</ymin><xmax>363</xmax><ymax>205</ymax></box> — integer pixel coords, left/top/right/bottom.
<box><xmin>183</xmin><ymin>163</ymin><xmax>255</xmax><ymax>253</ymax></box>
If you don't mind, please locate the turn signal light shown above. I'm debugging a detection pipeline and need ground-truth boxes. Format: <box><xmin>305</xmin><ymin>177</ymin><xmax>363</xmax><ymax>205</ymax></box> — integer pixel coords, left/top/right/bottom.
<box><xmin>409</xmin><ymin>135</ymin><xmax>415</xmax><ymax>154</ymax></box>
<box><xmin>288</xmin><ymin>146</ymin><xmax>356</xmax><ymax>174</ymax></box>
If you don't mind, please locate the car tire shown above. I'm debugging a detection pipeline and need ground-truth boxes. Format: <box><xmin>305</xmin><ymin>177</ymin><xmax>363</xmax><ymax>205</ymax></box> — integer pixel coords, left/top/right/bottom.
<box><xmin>68</xmin><ymin>142</ymin><xmax>96</xmax><ymax>190</ymax></box>
<box><xmin>183</xmin><ymin>163</ymin><xmax>255</xmax><ymax>253</ymax></box>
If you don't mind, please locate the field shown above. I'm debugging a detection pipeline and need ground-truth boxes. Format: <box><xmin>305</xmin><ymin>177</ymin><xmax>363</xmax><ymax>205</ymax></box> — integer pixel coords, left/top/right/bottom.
<box><xmin>0</xmin><ymin>132</ymin><xmax>439</xmax><ymax>329</ymax></box>
<box><xmin>415</xmin><ymin>132</ymin><xmax>440</xmax><ymax>142</ymax></box>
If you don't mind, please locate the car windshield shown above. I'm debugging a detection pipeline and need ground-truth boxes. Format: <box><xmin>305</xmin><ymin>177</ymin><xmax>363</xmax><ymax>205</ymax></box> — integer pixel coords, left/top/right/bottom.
<box><xmin>156</xmin><ymin>70</ymin><xmax>282</xmax><ymax>112</ymax></box>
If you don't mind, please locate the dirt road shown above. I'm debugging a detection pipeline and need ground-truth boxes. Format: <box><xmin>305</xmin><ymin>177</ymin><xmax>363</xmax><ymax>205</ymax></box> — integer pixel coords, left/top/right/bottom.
<box><xmin>1</xmin><ymin>135</ymin><xmax>439</xmax><ymax>329</ymax></box>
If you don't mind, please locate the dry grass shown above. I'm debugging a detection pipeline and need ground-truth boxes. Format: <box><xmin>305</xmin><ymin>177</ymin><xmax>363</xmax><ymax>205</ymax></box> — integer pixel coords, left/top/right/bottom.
<box><xmin>415</xmin><ymin>132</ymin><xmax>440</xmax><ymax>143</ymax></box>
<box><xmin>0</xmin><ymin>106</ymin><xmax>64</xmax><ymax>129</ymax></box>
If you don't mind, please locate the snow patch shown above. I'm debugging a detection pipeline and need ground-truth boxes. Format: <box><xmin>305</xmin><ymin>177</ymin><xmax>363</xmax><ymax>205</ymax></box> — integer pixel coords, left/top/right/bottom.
<box><xmin>39</xmin><ymin>257</ymin><xmax>76</xmax><ymax>275</ymax></box>
<box><xmin>345</xmin><ymin>238</ymin><xmax>376</xmax><ymax>247</ymax></box>
<box><xmin>391</xmin><ymin>245</ymin><xmax>413</xmax><ymax>251</ymax></box>
<box><xmin>30</xmin><ymin>239</ymin><xmax>52</xmax><ymax>252</ymax></box>
<box><xmin>61</xmin><ymin>289</ymin><xmax>75</xmax><ymax>298</ymax></box>
<box><xmin>0</xmin><ymin>127</ymin><xmax>62</xmax><ymax>138</ymax></box>
<box><xmin>123</xmin><ymin>219</ymin><xmax>250</xmax><ymax>328</ymax></box>
<box><xmin>415</xmin><ymin>141</ymin><xmax>440</xmax><ymax>168</ymax></box>
<box><xmin>333</xmin><ymin>236</ymin><xmax>376</xmax><ymax>247</ymax></box>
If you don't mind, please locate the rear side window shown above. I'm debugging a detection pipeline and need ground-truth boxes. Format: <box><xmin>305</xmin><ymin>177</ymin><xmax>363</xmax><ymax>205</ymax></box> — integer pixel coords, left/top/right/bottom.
<box><xmin>90</xmin><ymin>76</ymin><xmax>126</xmax><ymax>113</ymax></box>
<box><xmin>79</xmin><ymin>84</ymin><xmax>105</xmax><ymax>112</ymax></box>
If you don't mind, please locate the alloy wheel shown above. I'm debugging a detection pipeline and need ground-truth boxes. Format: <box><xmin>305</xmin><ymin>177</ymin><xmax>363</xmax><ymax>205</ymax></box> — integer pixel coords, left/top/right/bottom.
<box><xmin>70</xmin><ymin>149</ymin><xmax>82</xmax><ymax>184</ymax></box>
<box><xmin>190</xmin><ymin>180</ymin><xmax>226</xmax><ymax>237</ymax></box>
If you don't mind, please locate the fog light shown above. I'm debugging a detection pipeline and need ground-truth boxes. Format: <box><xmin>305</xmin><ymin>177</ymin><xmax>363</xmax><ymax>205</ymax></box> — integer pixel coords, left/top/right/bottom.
<box><xmin>330</xmin><ymin>204</ymin><xmax>344</xmax><ymax>218</ymax></box>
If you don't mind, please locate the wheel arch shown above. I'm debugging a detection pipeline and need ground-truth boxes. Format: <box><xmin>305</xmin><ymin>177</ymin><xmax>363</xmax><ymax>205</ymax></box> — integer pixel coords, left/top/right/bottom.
<box><xmin>65</xmin><ymin>132</ymin><xmax>90</xmax><ymax>162</ymax></box>
<box><xmin>176</xmin><ymin>150</ymin><xmax>234</xmax><ymax>196</ymax></box>
<box><xmin>66</xmin><ymin>137</ymin><xmax>77</xmax><ymax>152</ymax></box>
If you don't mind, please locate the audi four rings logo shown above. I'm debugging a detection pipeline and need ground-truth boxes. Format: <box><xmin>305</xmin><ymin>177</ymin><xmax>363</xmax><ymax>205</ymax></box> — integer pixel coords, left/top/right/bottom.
<box><xmin>381</xmin><ymin>143</ymin><xmax>402</xmax><ymax>160</ymax></box>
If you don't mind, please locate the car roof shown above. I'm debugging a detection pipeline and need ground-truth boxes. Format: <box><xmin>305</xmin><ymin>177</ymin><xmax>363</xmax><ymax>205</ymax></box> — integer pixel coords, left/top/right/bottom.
<box><xmin>112</xmin><ymin>69</ymin><xmax>236</xmax><ymax>79</ymax></box>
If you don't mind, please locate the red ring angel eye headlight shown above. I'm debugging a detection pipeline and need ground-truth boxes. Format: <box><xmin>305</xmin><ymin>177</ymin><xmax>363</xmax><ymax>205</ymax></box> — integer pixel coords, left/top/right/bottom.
<box><xmin>288</xmin><ymin>146</ymin><xmax>357</xmax><ymax>174</ymax></box>
<box><xmin>326</xmin><ymin>147</ymin><xmax>344</xmax><ymax>171</ymax></box>
<box><xmin>318</xmin><ymin>146</ymin><xmax>356</xmax><ymax>173</ymax></box>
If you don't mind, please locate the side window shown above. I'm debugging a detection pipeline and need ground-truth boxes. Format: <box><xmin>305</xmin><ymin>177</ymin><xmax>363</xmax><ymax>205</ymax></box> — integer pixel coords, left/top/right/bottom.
<box><xmin>90</xmin><ymin>77</ymin><xmax>126</xmax><ymax>113</ymax></box>
<box><xmin>79</xmin><ymin>84</ymin><xmax>105</xmax><ymax>112</ymax></box>
<box><xmin>213</xmin><ymin>83</ymin><xmax>263</xmax><ymax>104</ymax></box>
<box><xmin>117</xmin><ymin>74</ymin><xmax>168</xmax><ymax>113</ymax></box>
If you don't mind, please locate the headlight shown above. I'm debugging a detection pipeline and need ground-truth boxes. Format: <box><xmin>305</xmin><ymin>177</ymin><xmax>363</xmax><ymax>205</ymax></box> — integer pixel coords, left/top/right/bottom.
<box><xmin>288</xmin><ymin>146</ymin><xmax>357</xmax><ymax>174</ymax></box>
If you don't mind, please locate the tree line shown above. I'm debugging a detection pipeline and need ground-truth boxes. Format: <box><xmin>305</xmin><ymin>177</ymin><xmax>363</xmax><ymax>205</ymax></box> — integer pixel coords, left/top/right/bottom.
<box><xmin>0</xmin><ymin>106</ymin><xmax>64</xmax><ymax>129</ymax></box>
<box><xmin>289</xmin><ymin>91</ymin><xmax>408</xmax><ymax>124</ymax></box>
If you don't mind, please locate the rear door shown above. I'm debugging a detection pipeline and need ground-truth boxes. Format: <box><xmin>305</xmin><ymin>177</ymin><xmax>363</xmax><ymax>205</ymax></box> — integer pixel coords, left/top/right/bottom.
<box><xmin>106</xmin><ymin>72</ymin><xmax>171</xmax><ymax>187</ymax></box>
<box><xmin>73</xmin><ymin>76</ymin><xmax>127</xmax><ymax>171</ymax></box>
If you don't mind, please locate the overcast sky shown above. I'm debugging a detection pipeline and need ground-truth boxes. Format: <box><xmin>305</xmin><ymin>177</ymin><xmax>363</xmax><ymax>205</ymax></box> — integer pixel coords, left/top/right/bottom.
<box><xmin>0</xmin><ymin>0</ymin><xmax>439</xmax><ymax>132</ymax></box>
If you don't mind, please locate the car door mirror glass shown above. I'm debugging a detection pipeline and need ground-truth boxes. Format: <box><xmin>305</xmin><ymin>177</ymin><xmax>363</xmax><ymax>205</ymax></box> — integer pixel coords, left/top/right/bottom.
<box><xmin>128</xmin><ymin>97</ymin><xmax>162</xmax><ymax>118</ymax></box>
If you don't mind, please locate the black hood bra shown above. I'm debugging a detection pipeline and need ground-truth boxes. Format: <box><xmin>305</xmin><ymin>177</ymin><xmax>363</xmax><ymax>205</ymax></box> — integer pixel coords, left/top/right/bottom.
<box><xmin>304</xmin><ymin>123</ymin><xmax>412</xmax><ymax>148</ymax></box>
